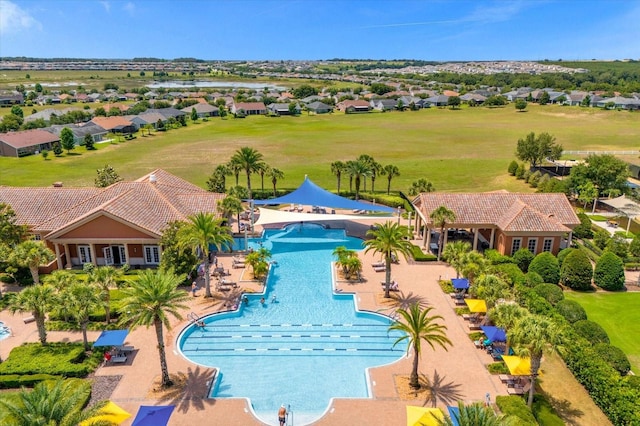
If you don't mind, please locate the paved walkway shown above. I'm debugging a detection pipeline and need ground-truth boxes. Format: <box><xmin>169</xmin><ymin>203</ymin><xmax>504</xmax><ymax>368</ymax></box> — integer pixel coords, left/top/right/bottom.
<box><xmin>0</xmin><ymin>241</ymin><xmax>507</xmax><ymax>426</ymax></box>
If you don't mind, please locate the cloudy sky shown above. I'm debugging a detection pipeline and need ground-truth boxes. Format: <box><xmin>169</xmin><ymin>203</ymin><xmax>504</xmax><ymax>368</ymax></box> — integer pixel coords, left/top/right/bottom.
<box><xmin>1</xmin><ymin>0</ymin><xmax>639</xmax><ymax>60</ymax></box>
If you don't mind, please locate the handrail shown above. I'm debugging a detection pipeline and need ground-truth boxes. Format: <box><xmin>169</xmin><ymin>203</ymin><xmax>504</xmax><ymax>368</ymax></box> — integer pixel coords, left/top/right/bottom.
<box><xmin>187</xmin><ymin>312</ymin><xmax>199</xmax><ymax>323</ymax></box>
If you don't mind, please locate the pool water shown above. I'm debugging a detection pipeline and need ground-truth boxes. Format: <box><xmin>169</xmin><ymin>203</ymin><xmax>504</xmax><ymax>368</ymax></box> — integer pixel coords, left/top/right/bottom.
<box><xmin>0</xmin><ymin>321</ymin><xmax>10</xmax><ymax>341</ymax></box>
<box><xmin>178</xmin><ymin>224</ymin><xmax>407</xmax><ymax>425</ymax></box>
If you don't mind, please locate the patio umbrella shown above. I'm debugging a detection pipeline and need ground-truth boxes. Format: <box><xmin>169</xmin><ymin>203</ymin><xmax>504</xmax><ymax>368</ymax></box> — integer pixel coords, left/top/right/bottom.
<box><xmin>502</xmin><ymin>355</ymin><xmax>532</xmax><ymax>376</ymax></box>
<box><xmin>131</xmin><ymin>405</ymin><xmax>175</xmax><ymax>426</ymax></box>
<box><xmin>464</xmin><ymin>299</ymin><xmax>487</xmax><ymax>313</ymax></box>
<box><xmin>480</xmin><ymin>325</ymin><xmax>507</xmax><ymax>343</ymax></box>
<box><xmin>406</xmin><ymin>406</ymin><xmax>444</xmax><ymax>426</ymax></box>
<box><xmin>446</xmin><ymin>406</ymin><xmax>461</xmax><ymax>426</ymax></box>
<box><xmin>451</xmin><ymin>278</ymin><xmax>469</xmax><ymax>290</ymax></box>
<box><xmin>93</xmin><ymin>329</ymin><xmax>129</xmax><ymax>347</ymax></box>
<box><xmin>80</xmin><ymin>401</ymin><xmax>131</xmax><ymax>426</ymax></box>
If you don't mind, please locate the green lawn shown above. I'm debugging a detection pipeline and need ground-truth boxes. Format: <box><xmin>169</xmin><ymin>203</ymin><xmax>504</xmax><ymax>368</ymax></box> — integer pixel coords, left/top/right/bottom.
<box><xmin>564</xmin><ymin>291</ymin><xmax>640</xmax><ymax>374</ymax></box>
<box><xmin>1</xmin><ymin>104</ymin><xmax>639</xmax><ymax>193</ymax></box>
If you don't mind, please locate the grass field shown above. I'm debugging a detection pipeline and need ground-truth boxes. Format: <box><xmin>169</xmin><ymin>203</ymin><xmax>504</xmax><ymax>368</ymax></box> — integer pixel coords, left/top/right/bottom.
<box><xmin>1</xmin><ymin>104</ymin><xmax>639</xmax><ymax>192</ymax></box>
<box><xmin>564</xmin><ymin>291</ymin><xmax>640</xmax><ymax>374</ymax></box>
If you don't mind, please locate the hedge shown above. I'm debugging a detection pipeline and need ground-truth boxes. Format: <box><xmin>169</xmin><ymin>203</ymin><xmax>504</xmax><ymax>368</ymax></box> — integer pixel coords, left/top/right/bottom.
<box><xmin>593</xmin><ymin>251</ymin><xmax>625</xmax><ymax>291</ymax></box>
<box><xmin>410</xmin><ymin>244</ymin><xmax>437</xmax><ymax>262</ymax></box>
<box><xmin>532</xmin><ymin>395</ymin><xmax>565</xmax><ymax>426</ymax></box>
<box><xmin>533</xmin><ymin>283</ymin><xmax>564</xmax><ymax>306</ymax></box>
<box><xmin>0</xmin><ymin>343</ymin><xmax>103</xmax><ymax>377</ymax></box>
<box><xmin>594</xmin><ymin>343</ymin><xmax>632</xmax><ymax>375</ymax></box>
<box><xmin>491</xmin><ymin>263</ymin><xmax>525</xmax><ymax>286</ymax></box>
<box><xmin>554</xmin><ymin>299</ymin><xmax>587</xmax><ymax>323</ymax></box>
<box><xmin>559</xmin><ymin>249</ymin><xmax>593</xmax><ymax>291</ymax></box>
<box><xmin>573</xmin><ymin>320</ymin><xmax>610</xmax><ymax>345</ymax></box>
<box><xmin>495</xmin><ymin>395</ymin><xmax>537</xmax><ymax>425</ymax></box>
<box><xmin>0</xmin><ymin>374</ymin><xmax>62</xmax><ymax>389</ymax></box>
<box><xmin>528</xmin><ymin>252</ymin><xmax>560</xmax><ymax>285</ymax></box>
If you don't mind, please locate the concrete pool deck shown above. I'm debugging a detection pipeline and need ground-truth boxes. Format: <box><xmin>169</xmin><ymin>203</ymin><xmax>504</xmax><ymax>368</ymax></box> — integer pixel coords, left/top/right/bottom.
<box><xmin>0</xmin><ymin>233</ymin><xmax>507</xmax><ymax>426</ymax></box>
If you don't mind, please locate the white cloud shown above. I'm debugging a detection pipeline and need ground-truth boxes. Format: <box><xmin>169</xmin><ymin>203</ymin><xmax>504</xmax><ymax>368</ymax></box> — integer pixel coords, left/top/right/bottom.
<box><xmin>0</xmin><ymin>0</ymin><xmax>42</xmax><ymax>35</ymax></box>
<box><xmin>99</xmin><ymin>1</ymin><xmax>110</xmax><ymax>13</ymax></box>
<box><xmin>123</xmin><ymin>2</ymin><xmax>135</xmax><ymax>15</ymax></box>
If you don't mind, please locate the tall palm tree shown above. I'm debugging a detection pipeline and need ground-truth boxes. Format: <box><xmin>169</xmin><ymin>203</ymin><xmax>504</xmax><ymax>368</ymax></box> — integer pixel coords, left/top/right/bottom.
<box><xmin>227</xmin><ymin>160</ymin><xmax>243</xmax><ymax>187</ymax></box>
<box><xmin>429</xmin><ymin>206</ymin><xmax>456</xmax><ymax>262</ymax></box>
<box><xmin>0</xmin><ymin>378</ymin><xmax>109</xmax><ymax>426</ymax></box>
<box><xmin>330</xmin><ymin>161</ymin><xmax>345</xmax><ymax>194</ymax></box>
<box><xmin>10</xmin><ymin>240</ymin><xmax>55</xmax><ymax>284</ymax></box>
<box><xmin>363</xmin><ymin>222</ymin><xmax>413</xmax><ymax>298</ymax></box>
<box><xmin>471</xmin><ymin>274</ymin><xmax>511</xmax><ymax>310</ymax></box>
<box><xmin>442</xmin><ymin>241</ymin><xmax>471</xmax><ymax>278</ymax></box>
<box><xmin>370</xmin><ymin>160</ymin><xmax>383</xmax><ymax>193</ymax></box>
<box><xmin>177</xmin><ymin>212</ymin><xmax>234</xmax><ymax>298</ymax></box>
<box><xmin>268</xmin><ymin>167</ymin><xmax>284</xmax><ymax>197</ymax></box>
<box><xmin>66</xmin><ymin>282</ymin><xmax>102</xmax><ymax>351</ymax></box>
<box><xmin>230</xmin><ymin>146</ymin><xmax>265</xmax><ymax>199</ymax></box>
<box><xmin>44</xmin><ymin>270</ymin><xmax>78</xmax><ymax>322</ymax></box>
<box><xmin>488</xmin><ymin>302</ymin><xmax>528</xmax><ymax>355</ymax></box>
<box><xmin>390</xmin><ymin>303</ymin><xmax>452</xmax><ymax>389</ymax></box>
<box><xmin>437</xmin><ymin>401</ymin><xmax>513</xmax><ymax>426</ymax></box>
<box><xmin>89</xmin><ymin>265</ymin><xmax>123</xmax><ymax>324</ymax></box>
<box><xmin>9</xmin><ymin>284</ymin><xmax>57</xmax><ymax>344</ymax></box>
<box><xmin>218</xmin><ymin>196</ymin><xmax>244</xmax><ymax>232</ymax></box>
<box><xmin>460</xmin><ymin>251</ymin><xmax>489</xmax><ymax>284</ymax></box>
<box><xmin>509</xmin><ymin>314</ymin><xmax>561</xmax><ymax>407</ymax></box>
<box><xmin>383</xmin><ymin>164</ymin><xmax>400</xmax><ymax>195</ymax></box>
<box><xmin>346</xmin><ymin>158</ymin><xmax>372</xmax><ymax>200</ymax></box>
<box><xmin>358</xmin><ymin>154</ymin><xmax>375</xmax><ymax>192</ymax></box>
<box><xmin>119</xmin><ymin>269</ymin><xmax>189</xmax><ymax>387</ymax></box>
<box><xmin>258</xmin><ymin>163</ymin><xmax>269</xmax><ymax>193</ymax></box>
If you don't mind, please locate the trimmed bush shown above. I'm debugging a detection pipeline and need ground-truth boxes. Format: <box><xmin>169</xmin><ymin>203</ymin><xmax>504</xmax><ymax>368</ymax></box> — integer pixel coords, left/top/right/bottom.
<box><xmin>532</xmin><ymin>395</ymin><xmax>565</xmax><ymax>426</ymax></box>
<box><xmin>573</xmin><ymin>213</ymin><xmax>594</xmax><ymax>239</ymax></box>
<box><xmin>0</xmin><ymin>374</ymin><xmax>62</xmax><ymax>389</ymax></box>
<box><xmin>556</xmin><ymin>247</ymin><xmax>576</xmax><ymax>267</ymax></box>
<box><xmin>495</xmin><ymin>395</ymin><xmax>537</xmax><ymax>425</ymax></box>
<box><xmin>555</xmin><ymin>299</ymin><xmax>587</xmax><ymax>323</ymax></box>
<box><xmin>515</xmin><ymin>164</ymin><xmax>526</xmax><ymax>179</ymax></box>
<box><xmin>410</xmin><ymin>245</ymin><xmax>437</xmax><ymax>262</ymax></box>
<box><xmin>573</xmin><ymin>320</ymin><xmax>610</xmax><ymax>345</ymax></box>
<box><xmin>487</xmin><ymin>362</ymin><xmax>509</xmax><ymax>374</ymax></box>
<box><xmin>533</xmin><ymin>283</ymin><xmax>564</xmax><ymax>306</ymax></box>
<box><xmin>484</xmin><ymin>249</ymin><xmax>514</xmax><ymax>265</ymax></box>
<box><xmin>593</xmin><ymin>228</ymin><xmax>610</xmax><ymax>250</ymax></box>
<box><xmin>529</xmin><ymin>252</ymin><xmax>560</xmax><ymax>284</ymax></box>
<box><xmin>491</xmin><ymin>262</ymin><xmax>525</xmax><ymax>286</ymax></box>
<box><xmin>0</xmin><ymin>343</ymin><xmax>103</xmax><ymax>377</ymax></box>
<box><xmin>629</xmin><ymin>235</ymin><xmax>640</xmax><ymax>257</ymax></box>
<box><xmin>523</xmin><ymin>271</ymin><xmax>544</xmax><ymax>288</ymax></box>
<box><xmin>508</xmin><ymin>160</ymin><xmax>519</xmax><ymax>175</ymax></box>
<box><xmin>627</xmin><ymin>375</ymin><xmax>640</xmax><ymax>390</ymax></box>
<box><xmin>512</xmin><ymin>248</ymin><xmax>534</xmax><ymax>272</ymax></box>
<box><xmin>560</xmin><ymin>249</ymin><xmax>593</xmax><ymax>291</ymax></box>
<box><xmin>594</xmin><ymin>343</ymin><xmax>631</xmax><ymax>375</ymax></box>
<box><xmin>606</xmin><ymin>234</ymin><xmax>629</xmax><ymax>260</ymax></box>
<box><xmin>594</xmin><ymin>250</ymin><xmax>625</xmax><ymax>291</ymax></box>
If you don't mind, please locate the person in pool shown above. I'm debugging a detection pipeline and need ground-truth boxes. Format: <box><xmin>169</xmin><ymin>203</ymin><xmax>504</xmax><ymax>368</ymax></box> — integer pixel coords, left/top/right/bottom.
<box><xmin>278</xmin><ymin>404</ymin><xmax>287</xmax><ymax>426</ymax></box>
<box><xmin>260</xmin><ymin>297</ymin><xmax>265</xmax><ymax>305</ymax></box>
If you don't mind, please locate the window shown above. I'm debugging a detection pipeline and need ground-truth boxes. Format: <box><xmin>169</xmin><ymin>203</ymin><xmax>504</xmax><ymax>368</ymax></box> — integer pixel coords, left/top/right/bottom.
<box><xmin>543</xmin><ymin>238</ymin><xmax>553</xmax><ymax>252</ymax></box>
<box><xmin>78</xmin><ymin>245</ymin><xmax>92</xmax><ymax>264</ymax></box>
<box><xmin>527</xmin><ymin>238</ymin><xmax>538</xmax><ymax>254</ymax></box>
<box><xmin>118</xmin><ymin>246</ymin><xmax>127</xmax><ymax>264</ymax></box>
<box><xmin>511</xmin><ymin>238</ymin><xmax>522</xmax><ymax>256</ymax></box>
<box><xmin>32</xmin><ymin>234</ymin><xmax>42</xmax><ymax>241</ymax></box>
<box><xmin>144</xmin><ymin>245</ymin><xmax>160</xmax><ymax>264</ymax></box>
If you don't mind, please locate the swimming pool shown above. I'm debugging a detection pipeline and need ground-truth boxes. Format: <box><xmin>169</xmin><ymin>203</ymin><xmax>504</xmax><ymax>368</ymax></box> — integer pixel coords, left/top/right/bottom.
<box><xmin>178</xmin><ymin>223</ymin><xmax>407</xmax><ymax>425</ymax></box>
<box><xmin>0</xmin><ymin>321</ymin><xmax>10</xmax><ymax>341</ymax></box>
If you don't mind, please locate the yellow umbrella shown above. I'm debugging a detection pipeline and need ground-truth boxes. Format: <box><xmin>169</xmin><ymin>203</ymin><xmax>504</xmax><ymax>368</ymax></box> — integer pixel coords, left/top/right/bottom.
<box><xmin>465</xmin><ymin>299</ymin><xmax>487</xmax><ymax>313</ymax></box>
<box><xmin>502</xmin><ymin>355</ymin><xmax>533</xmax><ymax>376</ymax></box>
<box><xmin>80</xmin><ymin>401</ymin><xmax>131</xmax><ymax>426</ymax></box>
<box><xmin>406</xmin><ymin>406</ymin><xmax>444</xmax><ymax>426</ymax></box>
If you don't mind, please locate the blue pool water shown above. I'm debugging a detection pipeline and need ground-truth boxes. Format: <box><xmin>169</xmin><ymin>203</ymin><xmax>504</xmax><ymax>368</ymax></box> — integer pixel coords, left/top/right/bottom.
<box><xmin>0</xmin><ymin>321</ymin><xmax>10</xmax><ymax>341</ymax></box>
<box><xmin>178</xmin><ymin>224</ymin><xmax>407</xmax><ymax>425</ymax></box>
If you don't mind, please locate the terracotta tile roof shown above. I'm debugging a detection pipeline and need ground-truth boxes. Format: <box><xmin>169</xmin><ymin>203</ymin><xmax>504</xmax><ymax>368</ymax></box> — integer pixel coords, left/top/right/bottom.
<box><xmin>0</xmin><ymin>169</ymin><xmax>226</xmax><ymax>238</ymax></box>
<box><xmin>0</xmin><ymin>129</ymin><xmax>60</xmax><ymax>149</ymax></box>
<box><xmin>90</xmin><ymin>116</ymin><xmax>133</xmax><ymax>130</ymax></box>
<box><xmin>413</xmin><ymin>193</ymin><xmax>579</xmax><ymax>233</ymax></box>
<box><xmin>234</xmin><ymin>102</ymin><xmax>266</xmax><ymax>111</ymax></box>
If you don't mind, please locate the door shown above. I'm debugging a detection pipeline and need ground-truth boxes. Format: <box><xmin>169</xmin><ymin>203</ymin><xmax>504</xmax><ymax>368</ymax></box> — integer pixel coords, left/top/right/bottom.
<box><xmin>103</xmin><ymin>247</ymin><xmax>113</xmax><ymax>265</ymax></box>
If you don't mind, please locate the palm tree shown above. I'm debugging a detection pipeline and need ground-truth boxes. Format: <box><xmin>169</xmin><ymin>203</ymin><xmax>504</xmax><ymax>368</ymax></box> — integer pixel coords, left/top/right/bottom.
<box><xmin>227</xmin><ymin>160</ymin><xmax>242</xmax><ymax>187</ymax></box>
<box><xmin>383</xmin><ymin>164</ymin><xmax>400</xmax><ymax>195</ymax></box>
<box><xmin>358</xmin><ymin>154</ymin><xmax>375</xmax><ymax>192</ymax></box>
<box><xmin>9</xmin><ymin>284</ymin><xmax>57</xmax><ymax>344</ymax></box>
<box><xmin>89</xmin><ymin>265</ymin><xmax>123</xmax><ymax>324</ymax></box>
<box><xmin>119</xmin><ymin>269</ymin><xmax>189</xmax><ymax>387</ymax></box>
<box><xmin>346</xmin><ymin>158</ymin><xmax>372</xmax><ymax>200</ymax></box>
<box><xmin>268</xmin><ymin>167</ymin><xmax>285</xmax><ymax>197</ymax></box>
<box><xmin>67</xmin><ymin>282</ymin><xmax>102</xmax><ymax>350</ymax></box>
<box><xmin>471</xmin><ymin>274</ymin><xmax>511</xmax><ymax>310</ymax></box>
<box><xmin>488</xmin><ymin>302</ymin><xmax>528</xmax><ymax>355</ymax></box>
<box><xmin>177</xmin><ymin>212</ymin><xmax>233</xmax><ymax>298</ymax></box>
<box><xmin>370</xmin><ymin>160</ymin><xmax>383</xmax><ymax>193</ymax></box>
<box><xmin>442</xmin><ymin>241</ymin><xmax>471</xmax><ymax>278</ymax></box>
<box><xmin>218</xmin><ymin>196</ymin><xmax>244</xmax><ymax>232</ymax></box>
<box><xmin>429</xmin><ymin>206</ymin><xmax>456</xmax><ymax>262</ymax></box>
<box><xmin>363</xmin><ymin>222</ymin><xmax>413</xmax><ymax>298</ymax></box>
<box><xmin>258</xmin><ymin>163</ymin><xmax>269</xmax><ymax>193</ymax></box>
<box><xmin>390</xmin><ymin>303</ymin><xmax>452</xmax><ymax>389</ymax></box>
<box><xmin>437</xmin><ymin>401</ymin><xmax>513</xmax><ymax>426</ymax></box>
<box><xmin>0</xmin><ymin>378</ymin><xmax>109</xmax><ymax>426</ymax></box>
<box><xmin>9</xmin><ymin>240</ymin><xmax>55</xmax><ymax>284</ymax></box>
<box><xmin>509</xmin><ymin>314</ymin><xmax>561</xmax><ymax>407</ymax></box>
<box><xmin>44</xmin><ymin>270</ymin><xmax>78</xmax><ymax>322</ymax></box>
<box><xmin>331</xmin><ymin>161</ymin><xmax>345</xmax><ymax>194</ymax></box>
<box><xmin>460</xmin><ymin>251</ymin><xmax>489</xmax><ymax>284</ymax></box>
<box><xmin>230</xmin><ymin>146</ymin><xmax>265</xmax><ymax>199</ymax></box>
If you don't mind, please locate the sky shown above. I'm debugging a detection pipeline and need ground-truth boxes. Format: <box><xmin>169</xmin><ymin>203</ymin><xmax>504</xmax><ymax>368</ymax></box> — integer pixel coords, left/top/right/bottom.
<box><xmin>1</xmin><ymin>0</ymin><xmax>639</xmax><ymax>61</ymax></box>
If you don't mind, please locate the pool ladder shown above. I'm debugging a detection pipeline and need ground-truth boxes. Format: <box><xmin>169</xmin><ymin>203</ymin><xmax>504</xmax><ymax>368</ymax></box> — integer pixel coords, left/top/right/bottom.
<box><xmin>287</xmin><ymin>404</ymin><xmax>293</xmax><ymax>426</ymax></box>
<box><xmin>187</xmin><ymin>312</ymin><xmax>200</xmax><ymax>323</ymax></box>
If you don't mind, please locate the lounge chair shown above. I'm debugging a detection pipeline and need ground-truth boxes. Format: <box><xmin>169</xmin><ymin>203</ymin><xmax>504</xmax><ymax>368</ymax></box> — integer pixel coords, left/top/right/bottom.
<box><xmin>499</xmin><ymin>374</ymin><xmax>516</xmax><ymax>383</ymax></box>
<box><xmin>118</xmin><ymin>345</ymin><xmax>135</xmax><ymax>353</ymax></box>
<box><xmin>507</xmin><ymin>383</ymin><xmax>531</xmax><ymax>395</ymax></box>
<box><xmin>372</xmin><ymin>265</ymin><xmax>386</xmax><ymax>272</ymax></box>
<box><xmin>110</xmin><ymin>355</ymin><xmax>127</xmax><ymax>364</ymax></box>
<box><xmin>219</xmin><ymin>279</ymin><xmax>238</xmax><ymax>288</ymax></box>
<box><xmin>371</xmin><ymin>261</ymin><xmax>385</xmax><ymax>268</ymax></box>
<box><xmin>468</xmin><ymin>323</ymin><xmax>481</xmax><ymax>331</ymax></box>
<box><xmin>380</xmin><ymin>281</ymin><xmax>400</xmax><ymax>291</ymax></box>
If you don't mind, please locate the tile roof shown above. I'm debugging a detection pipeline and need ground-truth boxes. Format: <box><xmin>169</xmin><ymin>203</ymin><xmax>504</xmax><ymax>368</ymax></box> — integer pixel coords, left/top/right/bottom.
<box><xmin>0</xmin><ymin>169</ymin><xmax>226</xmax><ymax>238</ymax></box>
<box><xmin>90</xmin><ymin>116</ymin><xmax>134</xmax><ymax>130</ymax></box>
<box><xmin>0</xmin><ymin>129</ymin><xmax>60</xmax><ymax>148</ymax></box>
<box><xmin>234</xmin><ymin>102</ymin><xmax>267</xmax><ymax>111</ymax></box>
<box><xmin>413</xmin><ymin>193</ymin><xmax>579</xmax><ymax>233</ymax></box>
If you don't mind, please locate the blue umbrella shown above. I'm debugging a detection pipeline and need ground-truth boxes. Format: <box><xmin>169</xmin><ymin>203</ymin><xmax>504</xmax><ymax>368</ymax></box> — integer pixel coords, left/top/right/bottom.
<box><xmin>447</xmin><ymin>406</ymin><xmax>460</xmax><ymax>426</ymax></box>
<box><xmin>93</xmin><ymin>329</ymin><xmax>129</xmax><ymax>347</ymax></box>
<box><xmin>480</xmin><ymin>325</ymin><xmax>507</xmax><ymax>343</ymax></box>
<box><xmin>451</xmin><ymin>278</ymin><xmax>469</xmax><ymax>290</ymax></box>
<box><xmin>131</xmin><ymin>405</ymin><xmax>175</xmax><ymax>426</ymax></box>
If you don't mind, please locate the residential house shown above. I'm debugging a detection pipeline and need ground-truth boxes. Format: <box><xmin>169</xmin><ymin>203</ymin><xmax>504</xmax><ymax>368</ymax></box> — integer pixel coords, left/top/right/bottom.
<box><xmin>412</xmin><ymin>192</ymin><xmax>580</xmax><ymax>256</ymax></box>
<box><xmin>144</xmin><ymin>107</ymin><xmax>187</xmax><ymax>120</ymax></box>
<box><xmin>370</xmin><ymin>99</ymin><xmax>398</xmax><ymax>111</ymax></box>
<box><xmin>267</xmin><ymin>103</ymin><xmax>300</xmax><ymax>115</ymax></box>
<box><xmin>0</xmin><ymin>92</ymin><xmax>24</xmax><ymax>105</ymax></box>
<box><xmin>0</xmin><ymin>169</ymin><xmax>227</xmax><ymax>271</ymax></box>
<box><xmin>0</xmin><ymin>129</ymin><xmax>60</xmax><ymax>157</ymax></box>
<box><xmin>231</xmin><ymin>102</ymin><xmax>267</xmax><ymax>115</ymax></box>
<box><xmin>90</xmin><ymin>116</ymin><xmax>136</xmax><ymax>134</ymax></box>
<box><xmin>127</xmin><ymin>112</ymin><xmax>168</xmax><ymax>130</ymax></box>
<box><xmin>46</xmin><ymin>122</ymin><xmax>107</xmax><ymax>145</ymax></box>
<box><xmin>460</xmin><ymin>93</ymin><xmax>487</xmax><ymax>104</ymax></box>
<box><xmin>336</xmin><ymin>100</ymin><xmax>371</xmax><ymax>113</ymax></box>
<box><xmin>181</xmin><ymin>103</ymin><xmax>219</xmax><ymax>118</ymax></box>
<box><xmin>305</xmin><ymin>101</ymin><xmax>333</xmax><ymax>114</ymax></box>
<box><xmin>595</xmin><ymin>96</ymin><xmax>640</xmax><ymax>110</ymax></box>
<box><xmin>24</xmin><ymin>107</ymin><xmax>87</xmax><ymax>123</ymax></box>
<box><xmin>423</xmin><ymin>95</ymin><xmax>450</xmax><ymax>107</ymax></box>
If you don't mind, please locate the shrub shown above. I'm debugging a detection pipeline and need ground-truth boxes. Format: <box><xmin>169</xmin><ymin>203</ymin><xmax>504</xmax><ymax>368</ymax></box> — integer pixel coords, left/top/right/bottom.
<box><xmin>626</xmin><ymin>375</ymin><xmax>640</xmax><ymax>390</ymax></box>
<box><xmin>594</xmin><ymin>343</ymin><xmax>631</xmax><ymax>375</ymax></box>
<box><xmin>573</xmin><ymin>319</ymin><xmax>610</xmax><ymax>344</ymax></box>
<box><xmin>528</xmin><ymin>252</ymin><xmax>560</xmax><ymax>284</ymax></box>
<box><xmin>0</xmin><ymin>343</ymin><xmax>103</xmax><ymax>377</ymax></box>
<box><xmin>573</xmin><ymin>213</ymin><xmax>594</xmax><ymax>239</ymax></box>
<box><xmin>528</xmin><ymin>170</ymin><xmax>542</xmax><ymax>188</ymax></box>
<box><xmin>556</xmin><ymin>247</ymin><xmax>576</xmax><ymax>267</ymax></box>
<box><xmin>410</xmin><ymin>244</ymin><xmax>437</xmax><ymax>261</ymax></box>
<box><xmin>523</xmin><ymin>271</ymin><xmax>544</xmax><ymax>288</ymax></box>
<box><xmin>593</xmin><ymin>228</ymin><xmax>610</xmax><ymax>250</ymax></box>
<box><xmin>629</xmin><ymin>235</ymin><xmax>640</xmax><ymax>257</ymax></box>
<box><xmin>555</xmin><ymin>299</ymin><xmax>587</xmax><ymax>323</ymax></box>
<box><xmin>594</xmin><ymin>250</ymin><xmax>625</xmax><ymax>291</ymax></box>
<box><xmin>523</xmin><ymin>169</ymin><xmax>532</xmax><ymax>182</ymax></box>
<box><xmin>487</xmin><ymin>362</ymin><xmax>509</xmax><ymax>374</ymax></box>
<box><xmin>515</xmin><ymin>164</ymin><xmax>526</xmax><ymax>179</ymax></box>
<box><xmin>514</xmin><ymin>283</ymin><xmax>555</xmax><ymax>316</ymax></box>
<box><xmin>560</xmin><ymin>249</ymin><xmax>593</xmax><ymax>291</ymax></box>
<box><xmin>495</xmin><ymin>395</ymin><xmax>537</xmax><ymax>425</ymax></box>
<box><xmin>533</xmin><ymin>283</ymin><xmax>564</xmax><ymax>306</ymax></box>
<box><xmin>484</xmin><ymin>249</ymin><xmax>514</xmax><ymax>265</ymax></box>
<box><xmin>605</xmin><ymin>234</ymin><xmax>629</xmax><ymax>260</ymax></box>
<box><xmin>0</xmin><ymin>374</ymin><xmax>61</xmax><ymax>389</ymax></box>
<box><xmin>491</xmin><ymin>262</ymin><xmax>525</xmax><ymax>286</ymax></box>
<box><xmin>512</xmin><ymin>248</ymin><xmax>534</xmax><ymax>272</ymax></box>
<box><xmin>508</xmin><ymin>160</ymin><xmax>519</xmax><ymax>175</ymax></box>
<box><xmin>438</xmin><ymin>280</ymin><xmax>454</xmax><ymax>293</ymax></box>
<box><xmin>532</xmin><ymin>394</ymin><xmax>565</xmax><ymax>426</ymax></box>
